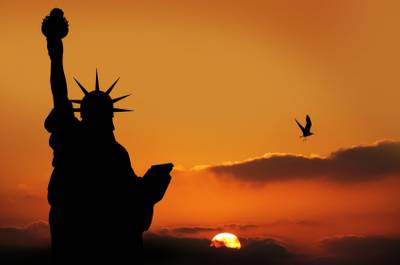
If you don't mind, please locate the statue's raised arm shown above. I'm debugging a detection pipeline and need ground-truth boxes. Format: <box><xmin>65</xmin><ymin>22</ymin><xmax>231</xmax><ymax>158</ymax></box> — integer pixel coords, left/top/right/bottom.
<box><xmin>42</xmin><ymin>8</ymin><xmax>69</xmax><ymax>109</ymax></box>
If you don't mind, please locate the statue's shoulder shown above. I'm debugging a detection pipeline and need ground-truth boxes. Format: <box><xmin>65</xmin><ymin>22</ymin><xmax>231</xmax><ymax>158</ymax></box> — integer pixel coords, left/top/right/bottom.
<box><xmin>45</xmin><ymin>106</ymin><xmax>80</xmax><ymax>133</ymax></box>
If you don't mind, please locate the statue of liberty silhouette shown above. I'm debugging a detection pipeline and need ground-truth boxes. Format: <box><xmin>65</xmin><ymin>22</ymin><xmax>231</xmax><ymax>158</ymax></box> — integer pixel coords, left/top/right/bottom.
<box><xmin>42</xmin><ymin>8</ymin><xmax>172</xmax><ymax>264</ymax></box>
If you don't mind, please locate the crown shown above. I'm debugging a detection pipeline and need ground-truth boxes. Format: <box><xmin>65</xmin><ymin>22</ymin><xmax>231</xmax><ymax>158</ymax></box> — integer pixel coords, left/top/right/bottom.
<box><xmin>71</xmin><ymin>70</ymin><xmax>132</xmax><ymax>114</ymax></box>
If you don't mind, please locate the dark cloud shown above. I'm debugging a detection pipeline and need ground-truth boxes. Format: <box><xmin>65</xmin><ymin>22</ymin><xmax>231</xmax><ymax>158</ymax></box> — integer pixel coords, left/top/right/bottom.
<box><xmin>208</xmin><ymin>140</ymin><xmax>400</xmax><ymax>183</ymax></box>
<box><xmin>161</xmin><ymin>226</ymin><xmax>221</xmax><ymax>235</ymax></box>
<box><xmin>143</xmin><ymin>233</ymin><xmax>292</xmax><ymax>265</ymax></box>
<box><xmin>223</xmin><ymin>224</ymin><xmax>257</xmax><ymax>230</ymax></box>
<box><xmin>0</xmin><ymin>221</ymin><xmax>51</xmax><ymax>265</ymax></box>
<box><xmin>0</xmin><ymin>221</ymin><xmax>50</xmax><ymax>248</ymax></box>
<box><xmin>159</xmin><ymin>224</ymin><xmax>257</xmax><ymax>236</ymax></box>
<box><xmin>315</xmin><ymin>235</ymin><xmax>400</xmax><ymax>265</ymax></box>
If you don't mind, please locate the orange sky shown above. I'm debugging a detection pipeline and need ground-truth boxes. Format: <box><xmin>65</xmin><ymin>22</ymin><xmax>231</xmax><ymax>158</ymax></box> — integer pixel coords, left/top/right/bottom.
<box><xmin>1</xmin><ymin>0</ymin><xmax>400</xmax><ymax>253</ymax></box>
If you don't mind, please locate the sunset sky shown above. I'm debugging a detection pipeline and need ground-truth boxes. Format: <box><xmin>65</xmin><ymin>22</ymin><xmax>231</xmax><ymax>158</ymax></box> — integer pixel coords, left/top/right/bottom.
<box><xmin>1</xmin><ymin>0</ymin><xmax>400</xmax><ymax>262</ymax></box>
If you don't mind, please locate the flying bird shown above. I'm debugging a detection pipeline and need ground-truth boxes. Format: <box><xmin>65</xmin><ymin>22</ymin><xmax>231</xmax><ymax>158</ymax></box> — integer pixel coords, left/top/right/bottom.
<box><xmin>295</xmin><ymin>114</ymin><xmax>314</xmax><ymax>139</ymax></box>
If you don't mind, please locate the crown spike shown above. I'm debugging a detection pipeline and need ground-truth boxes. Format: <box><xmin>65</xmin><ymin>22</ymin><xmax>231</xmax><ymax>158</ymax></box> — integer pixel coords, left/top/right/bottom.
<box><xmin>112</xmin><ymin>94</ymin><xmax>131</xmax><ymax>103</ymax></box>
<box><xmin>113</xmin><ymin>108</ymin><xmax>132</xmax><ymax>112</ymax></box>
<box><xmin>106</xmin><ymin>77</ymin><xmax>120</xmax><ymax>95</ymax></box>
<box><xmin>95</xmin><ymin>69</ymin><xmax>100</xmax><ymax>92</ymax></box>
<box><xmin>73</xmin><ymin>77</ymin><xmax>89</xmax><ymax>95</ymax></box>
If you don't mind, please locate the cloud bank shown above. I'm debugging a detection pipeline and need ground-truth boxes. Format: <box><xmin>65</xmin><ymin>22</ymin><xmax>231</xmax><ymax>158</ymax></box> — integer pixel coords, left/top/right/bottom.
<box><xmin>0</xmin><ymin>221</ymin><xmax>50</xmax><ymax>248</ymax></box>
<box><xmin>158</xmin><ymin>224</ymin><xmax>257</xmax><ymax>236</ymax></box>
<box><xmin>207</xmin><ymin>140</ymin><xmax>400</xmax><ymax>183</ymax></box>
<box><xmin>1</xmin><ymin>222</ymin><xmax>400</xmax><ymax>265</ymax></box>
<box><xmin>315</xmin><ymin>235</ymin><xmax>400</xmax><ymax>265</ymax></box>
<box><xmin>143</xmin><ymin>233</ymin><xmax>291</xmax><ymax>265</ymax></box>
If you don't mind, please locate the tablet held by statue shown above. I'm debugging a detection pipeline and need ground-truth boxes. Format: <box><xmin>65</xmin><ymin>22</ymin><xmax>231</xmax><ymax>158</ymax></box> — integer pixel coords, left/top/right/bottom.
<box><xmin>143</xmin><ymin>163</ymin><xmax>173</xmax><ymax>204</ymax></box>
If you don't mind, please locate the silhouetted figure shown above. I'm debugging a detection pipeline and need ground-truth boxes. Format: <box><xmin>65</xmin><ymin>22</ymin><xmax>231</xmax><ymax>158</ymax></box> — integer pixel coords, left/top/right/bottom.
<box><xmin>42</xmin><ymin>9</ymin><xmax>171</xmax><ymax>264</ymax></box>
<box><xmin>295</xmin><ymin>114</ymin><xmax>314</xmax><ymax>139</ymax></box>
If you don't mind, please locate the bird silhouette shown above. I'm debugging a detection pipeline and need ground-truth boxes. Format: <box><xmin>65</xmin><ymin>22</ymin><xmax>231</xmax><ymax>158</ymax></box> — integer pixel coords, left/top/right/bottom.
<box><xmin>295</xmin><ymin>114</ymin><xmax>314</xmax><ymax>139</ymax></box>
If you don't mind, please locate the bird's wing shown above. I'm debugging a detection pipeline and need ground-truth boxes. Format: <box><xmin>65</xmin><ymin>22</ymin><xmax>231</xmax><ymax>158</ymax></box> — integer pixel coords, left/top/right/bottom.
<box><xmin>295</xmin><ymin>119</ymin><xmax>305</xmax><ymax>132</ymax></box>
<box><xmin>305</xmin><ymin>115</ymin><xmax>312</xmax><ymax>131</ymax></box>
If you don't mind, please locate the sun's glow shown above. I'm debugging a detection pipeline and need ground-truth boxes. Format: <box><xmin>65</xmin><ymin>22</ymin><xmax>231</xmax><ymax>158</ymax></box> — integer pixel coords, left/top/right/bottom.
<box><xmin>210</xmin><ymin>232</ymin><xmax>241</xmax><ymax>249</ymax></box>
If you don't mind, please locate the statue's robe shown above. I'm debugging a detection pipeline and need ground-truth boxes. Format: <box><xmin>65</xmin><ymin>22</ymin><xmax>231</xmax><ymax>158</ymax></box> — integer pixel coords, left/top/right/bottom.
<box><xmin>45</xmin><ymin>105</ymin><xmax>152</xmax><ymax>264</ymax></box>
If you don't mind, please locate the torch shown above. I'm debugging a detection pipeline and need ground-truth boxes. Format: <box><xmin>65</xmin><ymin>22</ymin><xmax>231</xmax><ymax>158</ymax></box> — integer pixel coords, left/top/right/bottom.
<box><xmin>41</xmin><ymin>8</ymin><xmax>69</xmax><ymax>39</ymax></box>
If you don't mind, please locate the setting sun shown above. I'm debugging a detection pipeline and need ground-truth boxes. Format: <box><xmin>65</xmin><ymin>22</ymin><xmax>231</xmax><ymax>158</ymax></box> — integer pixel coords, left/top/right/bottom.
<box><xmin>210</xmin><ymin>233</ymin><xmax>241</xmax><ymax>249</ymax></box>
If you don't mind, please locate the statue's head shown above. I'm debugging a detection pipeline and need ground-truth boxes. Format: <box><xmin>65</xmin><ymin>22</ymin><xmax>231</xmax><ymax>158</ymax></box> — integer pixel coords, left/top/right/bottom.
<box><xmin>72</xmin><ymin>70</ymin><xmax>131</xmax><ymax>132</ymax></box>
